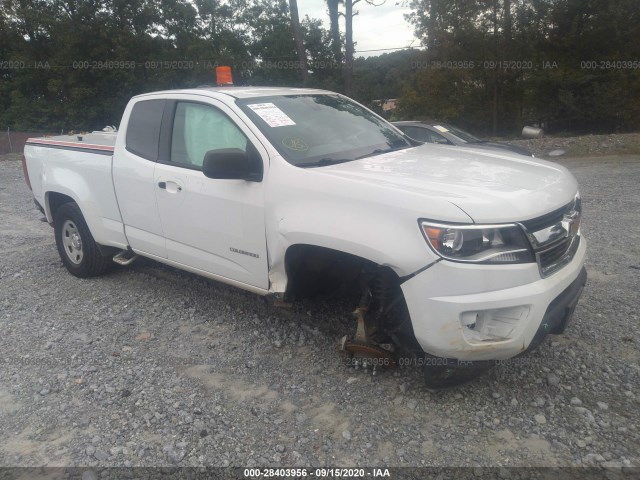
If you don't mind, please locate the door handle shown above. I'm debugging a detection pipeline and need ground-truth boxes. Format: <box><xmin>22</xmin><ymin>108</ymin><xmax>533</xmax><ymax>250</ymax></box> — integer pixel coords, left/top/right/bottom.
<box><xmin>158</xmin><ymin>181</ymin><xmax>182</xmax><ymax>192</ymax></box>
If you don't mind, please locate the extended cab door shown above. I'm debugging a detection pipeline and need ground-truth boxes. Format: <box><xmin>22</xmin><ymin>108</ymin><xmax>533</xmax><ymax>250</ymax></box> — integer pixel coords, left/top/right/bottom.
<box><xmin>113</xmin><ymin>99</ymin><xmax>167</xmax><ymax>258</ymax></box>
<box><xmin>153</xmin><ymin>99</ymin><xmax>269</xmax><ymax>290</ymax></box>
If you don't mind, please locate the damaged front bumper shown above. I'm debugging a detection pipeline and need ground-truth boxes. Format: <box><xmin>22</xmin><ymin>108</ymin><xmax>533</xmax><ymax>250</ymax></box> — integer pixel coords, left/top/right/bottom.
<box><xmin>526</xmin><ymin>265</ymin><xmax>587</xmax><ymax>351</ymax></box>
<box><xmin>400</xmin><ymin>236</ymin><xmax>587</xmax><ymax>361</ymax></box>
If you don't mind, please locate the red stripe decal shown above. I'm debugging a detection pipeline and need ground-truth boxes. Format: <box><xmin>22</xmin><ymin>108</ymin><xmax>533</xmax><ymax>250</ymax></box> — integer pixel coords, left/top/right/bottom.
<box><xmin>26</xmin><ymin>138</ymin><xmax>115</xmax><ymax>152</ymax></box>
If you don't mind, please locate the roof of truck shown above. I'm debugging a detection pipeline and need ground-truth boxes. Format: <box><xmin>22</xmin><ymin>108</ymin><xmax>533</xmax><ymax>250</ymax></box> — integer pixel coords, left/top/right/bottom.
<box><xmin>25</xmin><ymin>87</ymin><xmax>337</xmax><ymax>153</ymax></box>
<box><xmin>136</xmin><ymin>86</ymin><xmax>334</xmax><ymax>100</ymax></box>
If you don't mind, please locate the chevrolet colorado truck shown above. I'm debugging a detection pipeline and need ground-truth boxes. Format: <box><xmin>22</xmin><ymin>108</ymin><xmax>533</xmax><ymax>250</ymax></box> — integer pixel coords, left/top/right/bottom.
<box><xmin>23</xmin><ymin>87</ymin><xmax>587</xmax><ymax>387</ymax></box>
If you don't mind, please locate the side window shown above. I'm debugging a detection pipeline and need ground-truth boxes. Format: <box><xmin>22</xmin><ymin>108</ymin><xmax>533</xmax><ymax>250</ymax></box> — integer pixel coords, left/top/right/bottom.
<box><xmin>401</xmin><ymin>126</ymin><xmax>435</xmax><ymax>143</ymax></box>
<box><xmin>401</xmin><ymin>126</ymin><xmax>452</xmax><ymax>145</ymax></box>
<box><xmin>170</xmin><ymin>102</ymin><xmax>248</xmax><ymax>168</ymax></box>
<box><xmin>126</xmin><ymin>99</ymin><xmax>165</xmax><ymax>160</ymax></box>
<box><xmin>431</xmin><ymin>132</ymin><xmax>451</xmax><ymax>144</ymax></box>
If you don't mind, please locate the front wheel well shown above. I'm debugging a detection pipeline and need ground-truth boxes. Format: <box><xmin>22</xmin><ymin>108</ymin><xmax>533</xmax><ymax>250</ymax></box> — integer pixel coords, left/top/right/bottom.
<box><xmin>283</xmin><ymin>243</ymin><xmax>423</xmax><ymax>354</ymax></box>
<box><xmin>283</xmin><ymin>244</ymin><xmax>377</xmax><ymax>301</ymax></box>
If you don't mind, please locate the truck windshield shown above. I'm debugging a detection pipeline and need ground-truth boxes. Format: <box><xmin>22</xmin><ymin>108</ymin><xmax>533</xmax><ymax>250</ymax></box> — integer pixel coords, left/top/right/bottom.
<box><xmin>236</xmin><ymin>94</ymin><xmax>411</xmax><ymax>167</ymax></box>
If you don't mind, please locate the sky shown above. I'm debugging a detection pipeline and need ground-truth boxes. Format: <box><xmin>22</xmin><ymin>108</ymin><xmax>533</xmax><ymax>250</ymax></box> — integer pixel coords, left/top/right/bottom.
<box><xmin>296</xmin><ymin>0</ymin><xmax>420</xmax><ymax>57</ymax></box>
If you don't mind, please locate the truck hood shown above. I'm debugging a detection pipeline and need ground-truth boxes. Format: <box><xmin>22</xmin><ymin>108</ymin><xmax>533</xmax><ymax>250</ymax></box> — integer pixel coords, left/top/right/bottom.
<box><xmin>317</xmin><ymin>144</ymin><xmax>578</xmax><ymax>223</ymax></box>
<box><xmin>466</xmin><ymin>141</ymin><xmax>533</xmax><ymax>157</ymax></box>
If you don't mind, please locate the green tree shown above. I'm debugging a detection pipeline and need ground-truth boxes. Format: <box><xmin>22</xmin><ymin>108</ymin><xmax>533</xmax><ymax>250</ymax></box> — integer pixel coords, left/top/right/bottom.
<box><xmin>404</xmin><ymin>0</ymin><xmax>640</xmax><ymax>135</ymax></box>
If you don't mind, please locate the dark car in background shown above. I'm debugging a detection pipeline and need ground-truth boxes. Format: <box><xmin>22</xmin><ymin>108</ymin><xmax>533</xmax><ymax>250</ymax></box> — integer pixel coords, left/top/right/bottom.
<box><xmin>393</xmin><ymin>121</ymin><xmax>534</xmax><ymax>157</ymax></box>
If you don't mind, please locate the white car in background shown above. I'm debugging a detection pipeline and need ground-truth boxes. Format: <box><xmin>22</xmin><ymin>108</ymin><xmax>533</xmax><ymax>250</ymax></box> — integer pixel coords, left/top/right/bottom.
<box><xmin>394</xmin><ymin>120</ymin><xmax>534</xmax><ymax>157</ymax></box>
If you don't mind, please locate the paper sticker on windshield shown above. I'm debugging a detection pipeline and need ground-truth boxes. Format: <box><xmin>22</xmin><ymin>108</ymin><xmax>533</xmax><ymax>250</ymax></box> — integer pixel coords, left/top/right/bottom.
<box><xmin>433</xmin><ymin>125</ymin><xmax>449</xmax><ymax>133</ymax></box>
<box><xmin>247</xmin><ymin>103</ymin><xmax>296</xmax><ymax>127</ymax></box>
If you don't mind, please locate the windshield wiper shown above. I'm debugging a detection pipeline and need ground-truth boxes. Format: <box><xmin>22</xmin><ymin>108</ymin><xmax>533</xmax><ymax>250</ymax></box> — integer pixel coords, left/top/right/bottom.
<box><xmin>299</xmin><ymin>145</ymin><xmax>409</xmax><ymax>168</ymax></box>
<box><xmin>356</xmin><ymin>148</ymin><xmax>390</xmax><ymax>159</ymax></box>
<box><xmin>356</xmin><ymin>144</ymin><xmax>409</xmax><ymax>160</ymax></box>
<box><xmin>298</xmin><ymin>158</ymin><xmax>354</xmax><ymax>168</ymax></box>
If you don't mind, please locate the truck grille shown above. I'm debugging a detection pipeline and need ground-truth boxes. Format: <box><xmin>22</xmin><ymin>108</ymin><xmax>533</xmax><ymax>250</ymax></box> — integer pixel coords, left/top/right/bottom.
<box><xmin>537</xmin><ymin>235</ymin><xmax>581</xmax><ymax>277</ymax></box>
<box><xmin>519</xmin><ymin>197</ymin><xmax>582</xmax><ymax>278</ymax></box>
<box><xmin>521</xmin><ymin>202</ymin><xmax>572</xmax><ymax>233</ymax></box>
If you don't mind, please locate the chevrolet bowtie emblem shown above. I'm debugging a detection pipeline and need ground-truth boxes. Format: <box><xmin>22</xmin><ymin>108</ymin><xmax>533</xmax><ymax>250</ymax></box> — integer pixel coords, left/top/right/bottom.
<box><xmin>561</xmin><ymin>210</ymin><xmax>580</xmax><ymax>238</ymax></box>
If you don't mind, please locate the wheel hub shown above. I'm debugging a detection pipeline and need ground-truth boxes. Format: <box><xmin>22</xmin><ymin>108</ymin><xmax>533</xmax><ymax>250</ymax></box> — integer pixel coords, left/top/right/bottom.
<box><xmin>337</xmin><ymin>306</ymin><xmax>397</xmax><ymax>370</ymax></box>
<box><xmin>71</xmin><ymin>233</ymin><xmax>81</xmax><ymax>250</ymax></box>
<box><xmin>338</xmin><ymin>337</ymin><xmax>396</xmax><ymax>369</ymax></box>
<box><xmin>61</xmin><ymin>220</ymin><xmax>84</xmax><ymax>264</ymax></box>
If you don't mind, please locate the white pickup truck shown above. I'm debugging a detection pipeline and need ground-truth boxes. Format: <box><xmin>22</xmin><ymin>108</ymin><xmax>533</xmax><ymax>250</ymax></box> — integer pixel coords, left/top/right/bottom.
<box><xmin>23</xmin><ymin>87</ymin><xmax>587</xmax><ymax>387</ymax></box>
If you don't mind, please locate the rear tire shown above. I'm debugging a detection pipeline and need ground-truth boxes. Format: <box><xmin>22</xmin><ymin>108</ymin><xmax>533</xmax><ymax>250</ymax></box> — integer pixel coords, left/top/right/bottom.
<box><xmin>54</xmin><ymin>202</ymin><xmax>111</xmax><ymax>278</ymax></box>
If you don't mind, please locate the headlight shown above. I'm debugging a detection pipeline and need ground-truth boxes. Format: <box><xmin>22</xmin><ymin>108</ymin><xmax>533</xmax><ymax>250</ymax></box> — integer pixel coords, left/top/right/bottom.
<box><xmin>420</xmin><ymin>221</ymin><xmax>534</xmax><ymax>264</ymax></box>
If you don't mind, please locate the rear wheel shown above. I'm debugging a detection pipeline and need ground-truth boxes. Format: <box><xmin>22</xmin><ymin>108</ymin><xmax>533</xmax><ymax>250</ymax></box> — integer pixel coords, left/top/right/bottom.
<box><xmin>54</xmin><ymin>202</ymin><xmax>111</xmax><ymax>278</ymax></box>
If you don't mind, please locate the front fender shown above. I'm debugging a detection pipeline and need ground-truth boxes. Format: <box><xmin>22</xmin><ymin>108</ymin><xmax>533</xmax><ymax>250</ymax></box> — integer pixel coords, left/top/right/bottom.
<box><xmin>264</xmin><ymin>158</ymin><xmax>473</xmax><ymax>293</ymax></box>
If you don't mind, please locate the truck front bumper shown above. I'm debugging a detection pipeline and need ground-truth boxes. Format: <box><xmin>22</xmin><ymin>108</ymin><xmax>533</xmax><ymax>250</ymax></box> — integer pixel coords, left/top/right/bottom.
<box><xmin>401</xmin><ymin>236</ymin><xmax>587</xmax><ymax>361</ymax></box>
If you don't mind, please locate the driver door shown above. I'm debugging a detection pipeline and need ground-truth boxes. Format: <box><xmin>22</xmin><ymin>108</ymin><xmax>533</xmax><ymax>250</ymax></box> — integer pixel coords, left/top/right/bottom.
<box><xmin>154</xmin><ymin>99</ymin><xmax>269</xmax><ymax>290</ymax></box>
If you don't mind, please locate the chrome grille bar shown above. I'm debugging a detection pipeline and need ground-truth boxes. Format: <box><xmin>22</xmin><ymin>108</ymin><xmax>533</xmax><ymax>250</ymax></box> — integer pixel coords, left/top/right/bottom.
<box><xmin>518</xmin><ymin>195</ymin><xmax>582</xmax><ymax>278</ymax></box>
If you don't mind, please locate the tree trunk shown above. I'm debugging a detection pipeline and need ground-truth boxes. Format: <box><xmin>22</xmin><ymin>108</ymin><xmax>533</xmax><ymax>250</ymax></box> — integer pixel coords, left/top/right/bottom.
<box><xmin>492</xmin><ymin>0</ymin><xmax>499</xmax><ymax>136</ymax></box>
<box><xmin>503</xmin><ymin>0</ymin><xmax>512</xmax><ymax>42</ymax></box>
<box><xmin>327</xmin><ymin>0</ymin><xmax>343</xmax><ymax>63</ymax></box>
<box><xmin>289</xmin><ymin>0</ymin><xmax>308</xmax><ymax>84</ymax></box>
<box><xmin>427</xmin><ymin>0</ymin><xmax>438</xmax><ymax>62</ymax></box>
<box><xmin>344</xmin><ymin>0</ymin><xmax>355</xmax><ymax>96</ymax></box>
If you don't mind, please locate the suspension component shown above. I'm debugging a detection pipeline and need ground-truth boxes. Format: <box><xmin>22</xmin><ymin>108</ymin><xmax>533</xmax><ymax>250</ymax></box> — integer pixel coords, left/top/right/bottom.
<box><xmin>337</xmin><ymin>268</ymin><xmax>398</xmax><ymax>369</ymax></box>
<box><xmin>338</xmin><ymin>337</ymin><xmax>396</xmax><ymax>369</ymax></box>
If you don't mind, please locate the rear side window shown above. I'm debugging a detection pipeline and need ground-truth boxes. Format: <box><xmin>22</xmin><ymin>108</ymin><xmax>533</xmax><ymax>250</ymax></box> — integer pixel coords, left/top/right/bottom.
<box><xmin>126</xmin><ymin>99</ymin><xmax>165</xmax><ymax>160</ymax></box>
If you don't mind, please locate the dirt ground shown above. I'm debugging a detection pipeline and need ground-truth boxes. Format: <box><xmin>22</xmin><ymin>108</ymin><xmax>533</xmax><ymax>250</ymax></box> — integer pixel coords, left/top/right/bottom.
<box><xmin>505</xmin><ymin>132</ymin><xmax>640</xmax><ymax>158</ymax></box>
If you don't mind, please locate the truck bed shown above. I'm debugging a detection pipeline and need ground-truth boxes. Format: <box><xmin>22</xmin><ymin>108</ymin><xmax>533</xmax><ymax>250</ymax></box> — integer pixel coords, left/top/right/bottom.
<box><xmin>24</xmin><ymin>130</ymin><xmax>128</xmax><ymax>250</ymax></box>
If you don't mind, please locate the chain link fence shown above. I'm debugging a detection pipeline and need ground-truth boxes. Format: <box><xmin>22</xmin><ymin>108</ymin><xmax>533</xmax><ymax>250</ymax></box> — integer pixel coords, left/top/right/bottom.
<box><xmin>0</xmin><ymin>128</ymin><xmax>62</xmax><ymax>155</ymax></box>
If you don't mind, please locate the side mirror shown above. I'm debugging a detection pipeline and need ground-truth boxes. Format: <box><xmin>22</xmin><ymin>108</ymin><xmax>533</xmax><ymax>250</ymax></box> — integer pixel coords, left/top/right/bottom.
<box><xmin>202</xmin><ymin>148</ymin><xmax>261</xmax><ymax>181</ymax></box>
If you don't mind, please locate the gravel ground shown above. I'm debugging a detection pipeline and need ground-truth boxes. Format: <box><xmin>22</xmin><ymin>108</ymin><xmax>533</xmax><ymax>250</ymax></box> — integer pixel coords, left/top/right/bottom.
<box><xmin>0</xmin><ymin>153</ymin><xmax>639</xmax><ymax>471</ymax></box>
<box><xmin>505</xmin><ymin>133</ymin><xmax>640</xmax><ymax>159</ymax></box>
